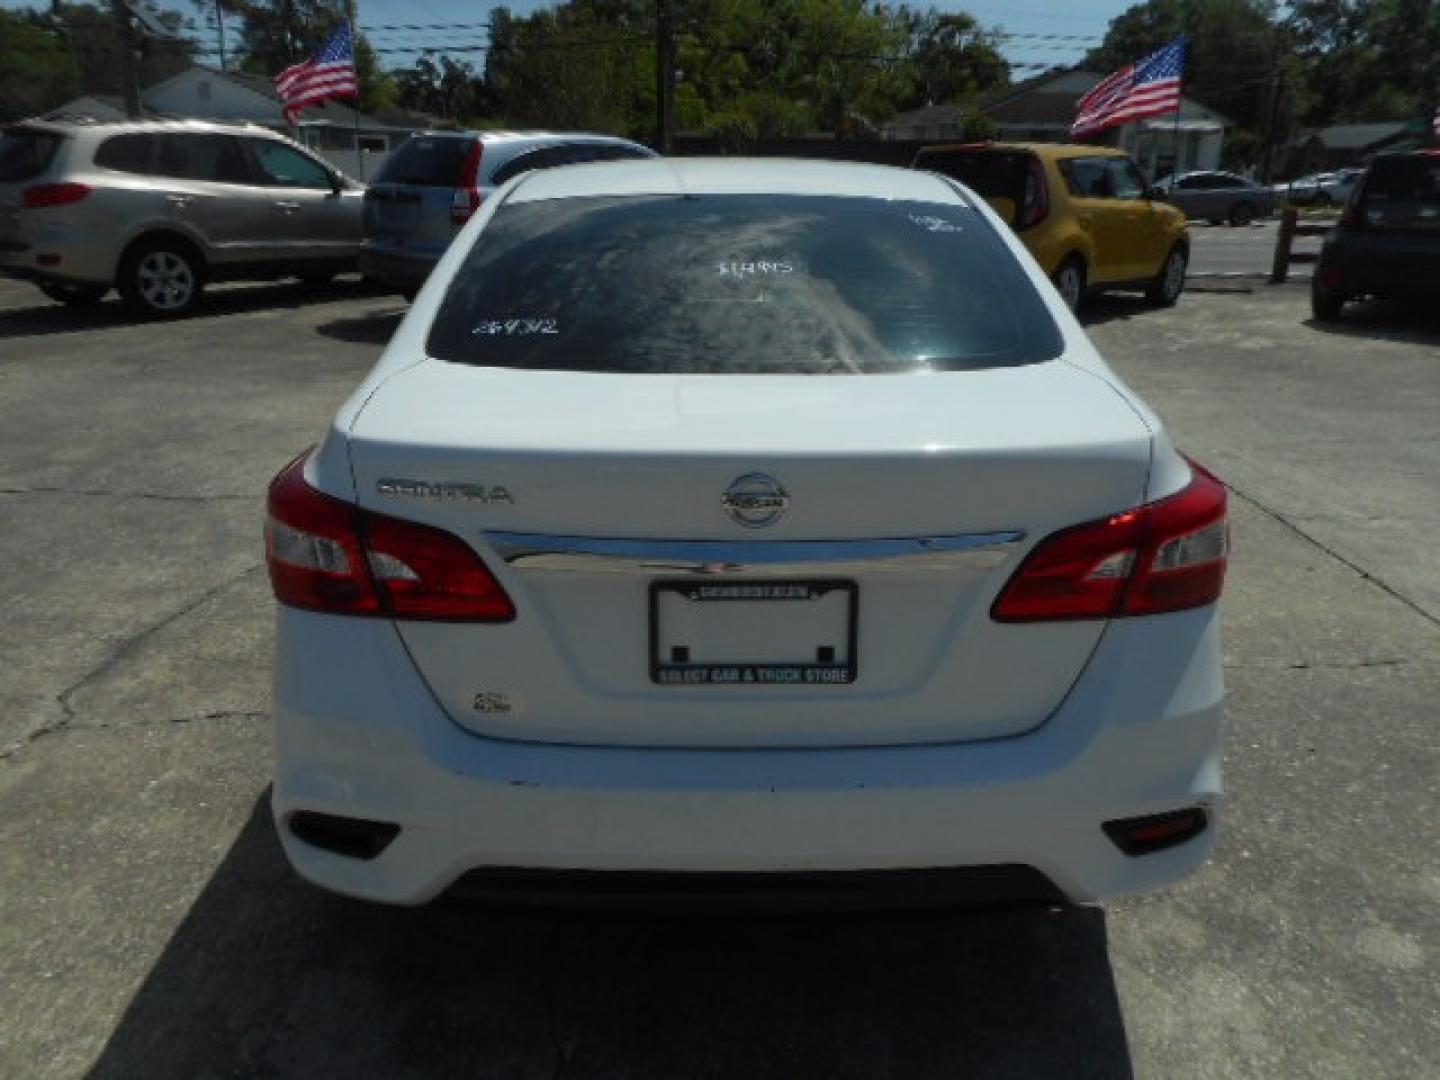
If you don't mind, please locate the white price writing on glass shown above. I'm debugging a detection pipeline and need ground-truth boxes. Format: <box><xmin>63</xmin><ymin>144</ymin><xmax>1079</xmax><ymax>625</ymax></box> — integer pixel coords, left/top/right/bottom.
<box><xmin>471</xmin><ymin>318</ymin><xmax>560</xmax><ymax>337</ymax></box>
<box><xmin>718</xmin><ymin>259</ymin><xmax>795</xmax><ymax>277</ymax></box>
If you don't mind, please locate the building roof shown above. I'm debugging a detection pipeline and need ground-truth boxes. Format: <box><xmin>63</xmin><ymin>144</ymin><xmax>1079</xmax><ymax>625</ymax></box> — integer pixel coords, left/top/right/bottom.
<box><xmin>880</xmin><ymin>103</ymin><xmax>973</xmax><ymax>131</ymax></box>
<box><xmin>976</xmin><ymin>67</ymin><xmax>1232</xmax><ymax>129</ymax></box>
<box><xmin>1312</xmin><ymin>121</ymin><xmax>1411</xmax><ymax>151</ymax></box>
<box><xmin>42</xmin><ymin>94</ymin><xmax>155</xmax><ymax>123</ymax></box>
<box><xmin>143</xmin><ymin>64</ymin><xmax>398</xmax><ymax>131</ymax></box>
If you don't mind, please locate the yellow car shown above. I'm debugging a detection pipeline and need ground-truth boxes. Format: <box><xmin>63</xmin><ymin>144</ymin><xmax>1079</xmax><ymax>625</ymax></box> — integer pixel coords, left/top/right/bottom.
<box><xmin>913</xmin><ymin>141</ymin><xmax>1190</xmax><ymax>311</ymax></box>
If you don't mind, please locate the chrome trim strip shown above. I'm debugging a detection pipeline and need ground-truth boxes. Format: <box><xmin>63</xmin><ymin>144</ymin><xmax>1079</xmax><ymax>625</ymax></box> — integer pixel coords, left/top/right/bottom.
<box><xmin>484</xmin><ymin>530</ymin><xmax>1025</xmax><ymax>575</ymax></box>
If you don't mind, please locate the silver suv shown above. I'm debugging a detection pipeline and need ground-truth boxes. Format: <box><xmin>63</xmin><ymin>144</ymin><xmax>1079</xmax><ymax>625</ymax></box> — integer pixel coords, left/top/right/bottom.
<box><xmin>0</xmin><ymin>118</ymin><xmax>363</xmax><ymax>316</ymax></box>
<box><xmin>361</xmin><ymin>130</ymin><xmax>655</xmax><ymax>297</ymax></box>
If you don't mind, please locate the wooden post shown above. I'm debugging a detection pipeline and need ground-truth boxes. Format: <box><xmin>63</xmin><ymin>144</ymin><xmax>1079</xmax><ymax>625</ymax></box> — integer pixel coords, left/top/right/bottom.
<box><xmin>1271</xmin><ymin>207</ymin><xmax>1297</xmax><ymax>284</ymax></box>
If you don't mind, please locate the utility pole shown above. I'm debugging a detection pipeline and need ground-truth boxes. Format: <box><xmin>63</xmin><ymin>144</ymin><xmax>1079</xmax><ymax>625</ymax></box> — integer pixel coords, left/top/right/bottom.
<box><xmin>214</xmin><ymin>0</ymin><xmax>227</xmax><ymax>71</ymax></box>
<box><xmin>109</xmin><ymin>0</ymin><xmax>142</xmax><ymax>118</ymax></box>
<box><xmin>655</xmin><ymin>0</ymin><xmax>675</xmax><ymax>154</ymax></box>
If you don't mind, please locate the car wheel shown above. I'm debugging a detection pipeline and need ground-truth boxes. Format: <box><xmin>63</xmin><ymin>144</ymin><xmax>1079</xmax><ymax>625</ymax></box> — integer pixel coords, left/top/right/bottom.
<box><xmin>38</xmin><ymin>281</ymin><xmax>108</xmax><ymax>306</ymax></box>
<box><xmin>1229</xmin><ymin>202</ymin><xmax>1256</xmax><ymax>226</ymax></box>
<box><xmin>118</xmin><ymin>240</ymin><xmax>203</xmax><ymax>317</ymax></box>
<box><xmin>1146</xmin><ymin>246</ymin><xmax>1187</xmax><ymax>307</ymax></box>
<box><xmin>1051</xmin><ymin>257</ymin><xmax>1086</xmax><ymax>313</ymax></box>
<box><xmin>1311</xmin><ymin>286</ymin><xmax>1344</xmax><ymax>321</ymax></box>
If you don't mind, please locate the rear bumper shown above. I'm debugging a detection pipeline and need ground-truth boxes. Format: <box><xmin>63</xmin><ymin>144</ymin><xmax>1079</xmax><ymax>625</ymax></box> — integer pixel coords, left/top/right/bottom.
<box><xmin>273</xmin><ymin>605</ymin><xmax>1224</xmax><ymax>906</ymax></box>
<box><xmin>359</xmin><ymin>245</ymin><xmax>439</xmax><ymax>294</ymax></box>
<box><xmin>1317</xmin><ymin>237</ymin><xmax>1440</xmax><ymax>298</ymax></box>
<box><xmin>0</xmin><ymin>224</ymin><xmax>113</xmax><ymax>285</ymax></box>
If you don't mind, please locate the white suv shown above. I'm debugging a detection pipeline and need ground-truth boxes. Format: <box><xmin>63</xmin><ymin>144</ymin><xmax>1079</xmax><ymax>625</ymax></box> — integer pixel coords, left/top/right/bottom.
<box><xmin>0</xmin><ymin>119</ymin><xmax>362</xmax><ymax>316</ymax></box>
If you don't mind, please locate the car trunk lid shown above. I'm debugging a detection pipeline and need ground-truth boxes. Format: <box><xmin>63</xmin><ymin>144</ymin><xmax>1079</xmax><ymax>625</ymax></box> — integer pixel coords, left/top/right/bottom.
<box><xmin>344</xmin><ymin>358</ymin><xmax>1154</xmax><ymax>749</ymax></box>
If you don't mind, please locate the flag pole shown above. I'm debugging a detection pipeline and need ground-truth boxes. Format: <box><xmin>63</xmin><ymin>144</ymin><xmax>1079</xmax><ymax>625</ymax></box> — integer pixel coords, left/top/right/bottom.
<box><xmin>1171</xmin><ymin>34</ymin><xmax>1186</xmax><ymax>179</ymax></box>
<box><xmin>346</xmin><ymin>3</ymin><xmax>364</xmax><ymax>182</ymax></box>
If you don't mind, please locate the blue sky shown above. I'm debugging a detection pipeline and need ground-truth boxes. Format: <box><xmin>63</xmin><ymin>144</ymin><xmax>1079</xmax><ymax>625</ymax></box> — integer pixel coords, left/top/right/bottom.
<box><xmin>3</xmin><ymin>1</ymin><xmax>1135</xmax><ymax>74</ymax></box>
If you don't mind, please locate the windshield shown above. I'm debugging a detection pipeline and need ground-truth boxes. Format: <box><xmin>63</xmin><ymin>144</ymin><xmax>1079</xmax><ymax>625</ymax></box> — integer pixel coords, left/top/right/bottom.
<box><xmin>427</xmin><ymin>194</ymin><xmax>1062</xmax><ymax>375</ymax></box>
<box><xmin>0</xmin><ymin>128</ymin><xmax>63</xmax><ymax>183</ymax></box>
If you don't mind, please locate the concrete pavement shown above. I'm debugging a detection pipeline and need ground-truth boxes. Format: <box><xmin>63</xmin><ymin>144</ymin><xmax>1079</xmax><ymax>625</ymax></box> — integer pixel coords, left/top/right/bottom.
<box><xmin>1</xmin><ymin>277</ymin><xmax>1437</xmax><ymax>1078</ymax></box>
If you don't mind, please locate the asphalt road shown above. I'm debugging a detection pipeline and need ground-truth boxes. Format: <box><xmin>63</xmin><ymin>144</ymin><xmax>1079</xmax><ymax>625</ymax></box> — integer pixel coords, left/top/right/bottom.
<box><xmin>1188</xmin><ymin>219</ymin><xmax>1325</xmax><ymax>279</ymax></box>
<box><xmin>1</xmin><ymin>276</ymin><xmax>1437</xmax><ymax>1078</ymax></box>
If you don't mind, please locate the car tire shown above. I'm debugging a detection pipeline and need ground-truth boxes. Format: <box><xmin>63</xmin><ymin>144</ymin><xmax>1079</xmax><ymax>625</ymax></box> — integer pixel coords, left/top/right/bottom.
<box><xmin>118</xmin><ymin>239</ymin><xmax>204</xmax><ymax>318</ymax></box>
<box><xmin>1146</xmin><ymin>246</ymin><xmax>1187</xmax><ymax>307</ymax></box>
<box><xmin>1051</xmin><ymin>256</ymin><xmax>1086</xmax><ymax>313</ymax></box>
<box><xmin>38</xmin><ymin>282</ymin><xmax>108</xmax><ymax>306</ymax></box>
<box><xmin>1229</xmin><ymin>202</ymin><xmax>1256</xmax><ymax>226</ymax></box>
<box><xmin>1311</xmin><ymin>287</ymin><xmax>1344</xmax><ymax>321</ymax></box>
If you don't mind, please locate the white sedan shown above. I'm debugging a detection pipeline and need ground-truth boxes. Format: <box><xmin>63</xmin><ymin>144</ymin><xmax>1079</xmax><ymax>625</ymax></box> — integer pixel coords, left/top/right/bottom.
<box><xmin>266</xmin><ymin>158</ymin><xmax>1228</xmax><ymax>906</ymax></box>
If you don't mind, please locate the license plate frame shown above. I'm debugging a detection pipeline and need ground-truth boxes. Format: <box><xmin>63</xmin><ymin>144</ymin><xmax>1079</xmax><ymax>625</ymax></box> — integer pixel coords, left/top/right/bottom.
<box><xmin>649</xmin><ymin>579</ymin><xmax>858</xmax><ymax>686</ymax></box>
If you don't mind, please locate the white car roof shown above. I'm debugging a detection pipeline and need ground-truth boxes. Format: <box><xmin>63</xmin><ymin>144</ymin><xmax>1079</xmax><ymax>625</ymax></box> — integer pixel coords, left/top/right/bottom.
<box><xmin>506</xmin><ymin>156</ymin><xmax>963</xmax><ymax>205</ymax></box>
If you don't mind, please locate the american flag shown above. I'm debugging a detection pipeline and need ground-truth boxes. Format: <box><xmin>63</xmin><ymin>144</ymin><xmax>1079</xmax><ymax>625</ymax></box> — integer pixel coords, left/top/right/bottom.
<box><xmin>1072</xmin><ymin>37</ymin><xmax>1186</xmax><ymax>139</ymax></box>
<box><xmin>275</xmin><ymin>22</ymin><xmax>359</xmax><ymax>126</ymax></box>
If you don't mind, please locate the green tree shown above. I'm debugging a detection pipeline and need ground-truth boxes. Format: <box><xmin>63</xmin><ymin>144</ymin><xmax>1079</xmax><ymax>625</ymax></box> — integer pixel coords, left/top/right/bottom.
<box><xmin>0</xmin><ymin>9</ymin><xmax>78</xmax><ymax>122</ymax></box>
<box><xmin>206</xmin><ymin>0</ymin><xmax>394</xmax><ymax>114</ymax></box>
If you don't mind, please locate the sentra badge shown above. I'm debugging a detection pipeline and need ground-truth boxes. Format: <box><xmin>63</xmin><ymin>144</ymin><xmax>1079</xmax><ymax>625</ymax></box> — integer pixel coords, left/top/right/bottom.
<box><xmin>376</xmin><ymin>478</ymin><xmax>514</xmax><ymax>504</ymax></box>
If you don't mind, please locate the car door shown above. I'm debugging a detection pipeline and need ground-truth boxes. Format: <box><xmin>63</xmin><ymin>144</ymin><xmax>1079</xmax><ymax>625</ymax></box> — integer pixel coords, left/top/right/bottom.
<box><xmin>149</xmin><ymin>133</ymin><xmax>277</xmax><ymax>266</ymax></box>
<box><xmin>1058</xmin><ymin>156</ymin><xmax>1135</xmax><ymax>283</ymax></box>
<box><xmin>244</xmin><ymin>137</ymin><xmax>360</xmax><ymax>264</ymax></box>
<box><xmin>1105</xmin><ymin>157</ymin><xmax>1167</xmax><ymax>278</ymax></box>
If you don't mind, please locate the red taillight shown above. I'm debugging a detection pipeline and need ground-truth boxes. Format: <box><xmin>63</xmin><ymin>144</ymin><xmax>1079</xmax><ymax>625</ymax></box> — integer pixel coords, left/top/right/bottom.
<box><xmin>1014</xmin><ymin>156</ymin><xmax>1049</xmax><ymax>230</ymax></box>
<box><xmin>992</xmin><ymin>457</ymin><xmax>1228</xmax><ymax>622</ymax></box>
<box><xmin>265</xmin><ymin>452</ymin><xmax>516</xmax><ymax>622</ymax></box>
<box><xmin>22</xmin><ymin>182</ymin><xmax>92</xmax><ymax>209</ymax></box>
<box><xmin>451</xmin><ymin>139</ymin><xmax>485</xmax><ymax>224</ymax></box>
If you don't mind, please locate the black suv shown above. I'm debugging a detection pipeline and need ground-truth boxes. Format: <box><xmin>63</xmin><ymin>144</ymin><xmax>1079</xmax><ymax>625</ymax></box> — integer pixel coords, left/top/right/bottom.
<box><xmin>1312</xmin><ymin>151</ymin><xmax>1440</xmax><ymax>320</ymax></box>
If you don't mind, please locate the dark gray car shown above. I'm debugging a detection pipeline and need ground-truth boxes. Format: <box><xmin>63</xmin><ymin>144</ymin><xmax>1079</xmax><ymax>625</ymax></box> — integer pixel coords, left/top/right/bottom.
<box><xmin>1159</xmin><ymin>171</ymin><xmax>1275</xmax><ymax>225</ymax></box>
<box><xmin>360</xmin><ymin>130</ymin><xmax>656</xmax><ymax>297</ymax></box>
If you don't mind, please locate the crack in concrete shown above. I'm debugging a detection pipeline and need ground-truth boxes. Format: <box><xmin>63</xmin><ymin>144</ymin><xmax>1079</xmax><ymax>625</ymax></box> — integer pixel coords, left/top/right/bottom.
<box><xmin>1224</xmin><ymin>658</ymin><xmax>1417</xmax><ymax>671</ymax></box>
<box><xmin>1226</xmin><ymin>482</ymin><xmax>1440</xmax><ymax>631</ymax></box>
<box><xmin>2</xmin><ymin>709</ymin><xmax>270</xmax><ymax>760</ymax></box>
<box><xmin>0</xmin><ymin>486</ymin><xmax>254</xmax><ymax>503</ymax></box>
<box><xmin>54</xmin><ymin>562</ymin><xmax>266</xmax><ymax>724</ymax></box>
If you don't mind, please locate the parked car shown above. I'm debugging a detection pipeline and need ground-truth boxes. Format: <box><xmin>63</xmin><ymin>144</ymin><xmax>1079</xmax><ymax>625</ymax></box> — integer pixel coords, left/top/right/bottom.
<box><xmin>1157</xmin><ymin>170</ymin><xmax>1274</xmax><ymax>224</ymax></box>
<box><xmin>912</xmin><ymin>141</ymin><xmax>1189</xmax><ymax>311</ymax></box>
<box><xmin>361</xmin><ymin>130</ymin><xmax>657</xmax><ymax>298</ymax></box>
<box><xmin>266</xmin><ymin>157</ymin><xmax>1228</xmax><ymax>906</ymax></box>
<box><xmin>1280</xmin><ymin>168</ymin><xmax>1363</xmax><ymax>208</ymax></box>
<box><xmin>0</xmin><ymin>119</ymin><xmax>362</xmax><ymax>316</ymax></box>
<box><xmin>1312</xmin><ymin>151</ymin><xmax>1440</xmax><ymax>320</ymax></box>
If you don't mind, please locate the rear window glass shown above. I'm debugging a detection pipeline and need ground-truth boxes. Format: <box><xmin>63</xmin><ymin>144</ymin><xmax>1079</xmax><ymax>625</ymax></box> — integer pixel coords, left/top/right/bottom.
<box><xmin>914</xmin><ymin>149</ymin><xmax>1029</xmax><ymax>201</ymax></box>
<box><xmin>376</xmin><ymin>136</ymin><xmax>472</xmax><ymax>187</ymax></box>
<box><xmin>1359</xmin><ymin>156</ymin><xmax>1440</xmax><ymax>227</ymax></box>
<box><xmin>428</xmin><ymin>194</ymin><xmax>1063</xmax><ymax>375</ymax></box>
<box><xmin>0</xmin><ymin>129</ymin><xmax>63</xmax><ymax>182</ymax></box>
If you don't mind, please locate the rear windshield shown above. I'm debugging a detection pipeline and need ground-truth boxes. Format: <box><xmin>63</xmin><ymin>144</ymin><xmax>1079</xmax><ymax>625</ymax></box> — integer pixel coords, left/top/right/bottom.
<box><xmin>0</xmin><ymin>128</ymin><xmax>63</xmax><ymax>183</ymax></box>
<box><xmin>376</xmin><ymin>135</ymin><xmax>472</xmax><ymax>187</ymax></box>
<box><xmin>427</xmin><ymin>194</ymin><xmax>1063</xmax><ymax>374</ymax></box>
<box><xmin>1358</xmin><ymin>156</ymin><xmax>1440</xmax><ymax>229</ymax></box>
<box><xmin>913</xmin><ymin>149</ymin><xmax>1029</xmax><ymax>201</ymax></box>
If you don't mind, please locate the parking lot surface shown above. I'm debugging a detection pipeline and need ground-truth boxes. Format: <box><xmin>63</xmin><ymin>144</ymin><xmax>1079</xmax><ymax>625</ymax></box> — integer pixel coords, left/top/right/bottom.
<box><xmin>1</xmin><ymin>276</ymin><xmax>1437</xmax><ymax>1078</ymax></box>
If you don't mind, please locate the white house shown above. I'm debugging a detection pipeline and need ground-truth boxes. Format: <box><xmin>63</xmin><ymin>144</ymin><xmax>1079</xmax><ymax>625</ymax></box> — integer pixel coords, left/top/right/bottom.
<box><xmin>883</xmin><ymin>67</ymin><xmax>1231</xmax><ymax>179</ymax></box>
<box><xmin>139</xmin><ymin>65</ymin><xmax>419</xmax><ymax>179</ymax></box>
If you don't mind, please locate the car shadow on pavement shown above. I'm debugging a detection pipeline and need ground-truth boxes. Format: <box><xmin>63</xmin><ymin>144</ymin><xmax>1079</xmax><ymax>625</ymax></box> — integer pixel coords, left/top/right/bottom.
<box><xmin>86</xmin><ymin>799</ymin><xmax>1133</xmax><ymax>1079</ymax></box>
<box><xmin>1304</xmin><ymin>299</ymin><xmax>1440</xmax><ymax>347</ymax></box>
<box><xmin>316</xmin><ymin>308</ymin><xmax>406</xmax><ymax>346</ymax></box>
<box><xmin>0</xmin><ymin>278</ymin><xmax>390</xmax><ymax>341</ymax></box>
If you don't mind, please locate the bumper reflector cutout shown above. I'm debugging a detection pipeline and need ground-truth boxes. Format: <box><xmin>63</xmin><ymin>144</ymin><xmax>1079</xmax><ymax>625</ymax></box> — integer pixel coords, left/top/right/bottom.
<box><xmin>288</xmin><ymin>811</ymin><xmax>401</xmax><ymax>860</ymax></box>
<box><xmin>1103</xmin><ymin>807</ymin><xmax>1209</xmax><ymax>857</ymax></box>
